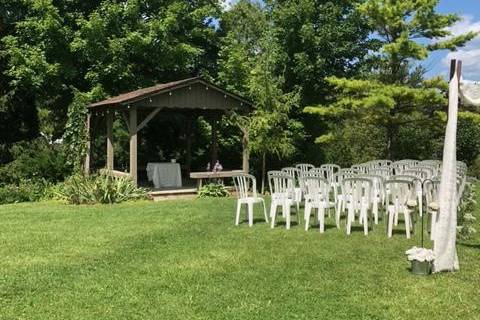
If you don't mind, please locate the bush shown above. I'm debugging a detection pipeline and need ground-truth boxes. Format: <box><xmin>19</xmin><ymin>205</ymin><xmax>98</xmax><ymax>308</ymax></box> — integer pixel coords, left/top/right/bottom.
<box><xmin>0</xmin><ymin>179</ymin><xmax>51</xmax><ymax>204</ymax></box>
<box><xmin>197</xmin><ymin>183</ymin><xmax>230</xmax><ymax>198</ymax></box>
<box><xmin>458</xmin><ymin>182</ymin><xmax>477</xmax><ymax>240</ymax></box>
<box><xmin>0</xmin><ymin>138</ymin><xmax>71</xmax><ymax>186</ymax></box>
<box><xmin>56</xmin><ymin>172</ymin><xmax>148</xmax><ymax>204</ymax></box>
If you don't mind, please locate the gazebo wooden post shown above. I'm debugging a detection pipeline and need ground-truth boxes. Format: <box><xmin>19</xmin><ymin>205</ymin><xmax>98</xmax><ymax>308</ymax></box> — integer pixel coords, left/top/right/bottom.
<box><xmin>185</xmin><ymin>115</ymin><xmax>193</xmax><ymax>175</ymax></box>
<box><xmin>84</xmin><ymin>112</ymin><xmax>91</xmax><ymax>175</ymax></box>
<box><xmin>129</xmin><ymin>107</ymin><xmax>138</xmax><ymax>186</ymax></box>
<box><xmin>210</xmin><ymin>116</ymin><xmax>219</xmax><ymax>166</ymax></box>
<box><xmin>106</xmin><ymin>111</ymin><xmax>114</xmax><ymax>170</ymax></box>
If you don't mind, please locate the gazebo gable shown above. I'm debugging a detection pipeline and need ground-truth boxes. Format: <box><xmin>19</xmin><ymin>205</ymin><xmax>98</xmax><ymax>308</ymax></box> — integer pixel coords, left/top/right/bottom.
<box><xmin>89</xmin><ymin>77</ymin><xmax>250</xmax><ymax>111</ymax></box>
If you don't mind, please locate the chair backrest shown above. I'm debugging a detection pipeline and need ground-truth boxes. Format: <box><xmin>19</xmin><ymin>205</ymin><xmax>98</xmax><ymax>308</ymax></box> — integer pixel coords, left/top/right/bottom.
<box><xmin>358</xmin><ymin>174</ymin><xmax>384</xmax><ymax>198</ymax></box>
<box><xmin>282</xmin><ymin>167</ymin><xmax>300</xmax><ymax>187</ymax></box>
<box><xmin>310</xmin><ymin>167</ymin><xmax>329</xmax><ymax>180</ymax></box>
<box><xmin>339</xmin><ymin>168</ymin><xmax>358</xmax><ymax>175</ymax></box>
<box><xmin>304</xmin><ymin>176</ymin><xmax>330</xmax><ymax>202</ymax></box>
<box><xmin>384</xmin><ymin>179</ymin><xmax>414</xmax><ymax>206</ymax></box>
<box><xmin>295</xmin><ymin>163</ymin><xmax>314</xmax><ymax>175</ymax></box>
<box><xmin>233</xmin><ymin>174</ymin><xmax>258</xmax><ymax>199</ymax></box>
<box><xmin>423</xmin><ymin>179</ymin><xmax>440</xmax><ymax>206</ymax></box>
<box><xmin>320</xmin><ymin>164</ymin><xmax>340</xmax><ymax>181</ymax></box>
<box><xmin>402</xmin><ymin>169</ymin><xmax>429</xmax><ymax>181</ymax></box>
<box><xmin>410</xmin><ymin>165</ymin><xmax>435</xmax><ymax>178</ymax></box>
<box><xmin>268</xmin><ymin>171</ymin><xmax>294</xmax><ymax>196</ymax></box>
<box><xmin>371</xmin><ymin>167</ymin><xmax>392</xmax><ymax>180</ymax></box>
<box><xmin>342</xmin><ymin>177</ymin><xmax>372</xmax><ymax>208</ymax></box>
<box><xmin>351</xmin><ymin>164</ymin><xmax>367</xmax><ymax>174</ymax></box>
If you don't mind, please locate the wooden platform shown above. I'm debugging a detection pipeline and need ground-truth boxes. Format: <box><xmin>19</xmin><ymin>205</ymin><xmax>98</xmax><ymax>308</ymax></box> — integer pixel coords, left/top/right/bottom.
<box><xmin>148</xmin><ymin>188</ymin><xmax>198</xmax><ymax>201</ymax></box>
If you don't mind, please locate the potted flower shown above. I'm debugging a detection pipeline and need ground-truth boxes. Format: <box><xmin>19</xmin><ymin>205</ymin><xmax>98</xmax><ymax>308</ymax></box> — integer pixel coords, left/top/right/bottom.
<box><xmin>405</xmin><ymin>246</ymin><xmax>435</xmax><ymax>275</ymax></box>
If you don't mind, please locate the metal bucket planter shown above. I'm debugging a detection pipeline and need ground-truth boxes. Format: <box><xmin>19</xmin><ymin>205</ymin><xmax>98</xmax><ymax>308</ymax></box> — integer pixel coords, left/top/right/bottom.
<box><xmin>411</xmin><ymin>260</ymin><xmax>433</xmax><ymax>275</ymax></box>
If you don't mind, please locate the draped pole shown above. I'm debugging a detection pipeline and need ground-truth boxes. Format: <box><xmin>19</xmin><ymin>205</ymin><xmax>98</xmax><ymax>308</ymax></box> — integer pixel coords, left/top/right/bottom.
<box><xmin>433</xmin><ymin>59</ymin><xmax>461</xmax><ymax>272</ymax></box>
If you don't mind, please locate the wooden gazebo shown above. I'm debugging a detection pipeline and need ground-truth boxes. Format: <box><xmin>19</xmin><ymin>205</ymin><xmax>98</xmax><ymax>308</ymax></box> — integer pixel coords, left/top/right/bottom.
<box><xmin>86</xmin><ymin>77</ymin><xmax>251</xmax><ymax>186</ymax></box>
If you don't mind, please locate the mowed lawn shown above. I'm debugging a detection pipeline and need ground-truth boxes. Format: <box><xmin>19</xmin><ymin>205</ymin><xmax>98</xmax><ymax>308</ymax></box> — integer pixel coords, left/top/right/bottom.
<box><xmin>0</xmin><ymin>194</ymin><xmax>479</xmax><ymax>320</ymax></box>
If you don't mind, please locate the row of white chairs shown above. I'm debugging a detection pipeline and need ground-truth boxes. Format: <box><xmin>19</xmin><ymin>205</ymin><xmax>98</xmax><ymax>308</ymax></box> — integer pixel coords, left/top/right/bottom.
<box><xmin>232</xmin><ymin>159</ymin><xmax>467</xmax><ymax>239</ymax></box>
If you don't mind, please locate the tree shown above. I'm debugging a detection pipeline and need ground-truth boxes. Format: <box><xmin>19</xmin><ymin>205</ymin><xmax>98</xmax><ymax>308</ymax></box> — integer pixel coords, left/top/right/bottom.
<box><xmin>270</xmin><ymin>0</ymin><xmax>375</xmax><ymax>104</ymax></box>
<box><xmin>306</xmin><ymin>0</ymin><xmax>478</xmax><ymax>160</ymax></box>
<box><xmin>1</xmin><ymin>0</ymin><xmax>222</xmax><ymax>170</ymax></box>
<box><xmin>218</xmin><ymin>0</ymin><xmax>302</xmax><ymax>191</ymax></box>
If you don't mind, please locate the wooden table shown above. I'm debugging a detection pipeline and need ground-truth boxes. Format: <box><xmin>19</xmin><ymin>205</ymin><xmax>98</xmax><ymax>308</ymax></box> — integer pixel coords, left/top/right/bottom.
<box><xmin>190</xmin><ymin>170</ymin><xmax>244</xmax><ymax>189</ymax></box>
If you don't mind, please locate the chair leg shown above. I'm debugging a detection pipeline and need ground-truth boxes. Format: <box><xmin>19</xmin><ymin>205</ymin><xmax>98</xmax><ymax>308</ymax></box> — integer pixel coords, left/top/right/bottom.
<box><xmin>319</xmin><ymin>207</ymin><xmax>325</xmax><ymax>233</ymax></box>
<box><xmin>430</xmin><ymin>211</ymin><xmax>437</xmax><ymax>240</ymax></box>
<box><xmin>362</xmin><ymin>208</ymin><xmax>368</xmax><ymax>236</ymax></box>
<box><xmin>235</xmin><ymin>201</ymin><xmax>242</xmax><ymax>226</ymax></box>
<box><xmin>270</xmin><ymin>202</ymin><xmax>277</xmax><ymax>228</ymax></box>
<box><xmin>296</xmin><ymin>202</ymin><xmax>301</xmax><ymax>225</ymax></box>
<box><xmin>346</xmin><ymin>205</ymin><xmax>353</xmax><ymax>235</ymax></box>
<box><xmin>388</xmin><ymin>209</ymin><xmax>394</xmax><ymax>238</ymax></box>
<box><xmin>404</xmin><ymin>209</ymin><xmax>411</xmax><ymax>239</ymax></box>
<box><xmin>285</xmin><ymin>204</ymin><xmax>291</xmax><ymax>230</ymax></box>
<box><xmin>304</xmin><ymin>203</ymin><xmax>311</xmax><ymax>231</ymax></box>
<box><xmin>262</xmin><ymin>200</ymin><xmax>269</xmax><ymax>223</ymax></box>
<box><xmin>248</xmin><ymin>202</ymin><xmax>253</xmax><ymax>227</ymax></box>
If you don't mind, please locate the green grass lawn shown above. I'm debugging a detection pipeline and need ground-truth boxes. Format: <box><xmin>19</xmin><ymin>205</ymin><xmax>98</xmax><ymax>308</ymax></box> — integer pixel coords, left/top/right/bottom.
<box><xmin>0</xmin><ymin>194</ymin><xmax>479</xmax><ymax>320</ymax></box>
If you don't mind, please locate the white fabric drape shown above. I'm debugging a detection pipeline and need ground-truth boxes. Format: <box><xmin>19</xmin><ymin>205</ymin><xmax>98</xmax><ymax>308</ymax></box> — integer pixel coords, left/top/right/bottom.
<box><xmin>433</xmin><ymin>69</ymin><xmax>460</xmax><ymax>272</ymax></box>
<box><xmin>460</xmin><ymin>79</ymin><xmax>480</xmax><ymax>107</ymax></box>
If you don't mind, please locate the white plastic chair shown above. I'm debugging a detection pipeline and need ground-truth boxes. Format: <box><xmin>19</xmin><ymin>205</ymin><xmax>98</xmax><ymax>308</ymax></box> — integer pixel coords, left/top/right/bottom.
<box><xmin>332</xmin><ymin>170</ymin><xmax>355</xmax><ymax>228</ymax></box>
<box><xmin>342</xmin><ymin>177</ymin><xmax>373</xmax><ymax>235</ymax></box>
<box><xmin>371</xmin><ymin>167</ymin><xmax>392</xmax><ymax>180</ymax></box>
<box><xmin>320</xmin><ymin>164</ymin><xmax>341</xmax><ymax>182</ymax></box>
<box><xmin>233</xmin><ymin>174</ymin><xmax>268</xmax><ymax>227</ymax></box>
<box><xmin>303</xmin><ymin>176</ymin><xmax>331</xmax><ymax>233</ymax></box>
<box><xmin>385</xmin><ymin>180</ymin><xmax>415</xmax><ymax>239</ymax></box>
<box><xmin>281</xmin><ymin>167</ymin><xmax>302</xmax><ymax>211</ymax></box>
<box><xmin>358</xmin><ymin>174</ymin><xmax>384</xmax><ymax>224</ymax></box>
<box><xmin>423</xmin><ymin>179</ymin><xmax>440</xmax><ymax>240</ymax></box>
<box><xmin>295</xmin><ymin>163</ymin><xmax>314</xmax><ymax>175</ymax></box>
<box><xmin>268</xmin><ymin>171</ymin><xmax>298</xmax><ymax>229</ymax></box>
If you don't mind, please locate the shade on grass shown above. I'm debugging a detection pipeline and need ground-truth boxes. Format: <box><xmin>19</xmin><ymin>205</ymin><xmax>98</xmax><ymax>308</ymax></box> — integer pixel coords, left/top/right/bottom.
<box><xmin>0</xmin><ymin>193</ymin><xmax>479</xmax><ymax>319</ymax></box>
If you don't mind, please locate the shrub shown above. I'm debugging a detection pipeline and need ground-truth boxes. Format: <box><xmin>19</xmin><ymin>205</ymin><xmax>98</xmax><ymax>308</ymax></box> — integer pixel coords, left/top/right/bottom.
<box><xmin>458</xmin><ymin>182</ymin><xmax>477</xmax><ymax>240</ymax></box>
<box><xmin>0</xmin><ymin>138</ymin><xmax>71</xmax><ymax>186</ymax></box>
<box><xmin>197</xmin><ymin>183</ymin><xmax>230</xmax><ymax>198</ymax></box>
<box><xmin>56</xmin><ymin>172</ymin><xmax>147</xmax><ymax>204</ymax></box>
<box><xmin>0</xmin><ymin>179</ymin><xmax>51</xmax><ymax>204</ymax></box>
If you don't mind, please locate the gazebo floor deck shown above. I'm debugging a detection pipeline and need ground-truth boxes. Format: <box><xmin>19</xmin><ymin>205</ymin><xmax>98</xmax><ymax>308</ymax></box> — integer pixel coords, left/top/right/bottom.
<box><xmin>148</xmin><ymin>187</ymin><xmax>198</xmax><ymax>201</ymax></box>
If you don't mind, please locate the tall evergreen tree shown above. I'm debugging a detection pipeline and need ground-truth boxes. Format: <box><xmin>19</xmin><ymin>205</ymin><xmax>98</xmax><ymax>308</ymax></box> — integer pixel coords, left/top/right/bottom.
<box><xmin>306</xmin><ymin>0</ymin><xmax>478</xmax><ymax>160</ymax></box>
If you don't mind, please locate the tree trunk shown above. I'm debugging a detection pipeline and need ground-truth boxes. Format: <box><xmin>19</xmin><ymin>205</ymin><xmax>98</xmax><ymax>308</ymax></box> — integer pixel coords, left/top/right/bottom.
<box><xmin>261</xmin><ymin>153</ymin><xmax>266</xmax><ymax>195</ymax></box>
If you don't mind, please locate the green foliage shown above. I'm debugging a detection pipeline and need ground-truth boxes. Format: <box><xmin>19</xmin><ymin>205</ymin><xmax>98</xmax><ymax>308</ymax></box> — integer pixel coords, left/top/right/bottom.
<box><xmin>62</xmin><ymin>87</ymin><xmax>104</xmax><ymax>172</ymax></box>
<box><xmin>358</xmin><ymin>0</ymin><xmax>477</xmax><ymax>83</ymax></box>
<box><xmin>305</xmin><ymin>77</ymin><xmax>446</xmax><ymax>159</ymax></box>
<box><xmin>458</xmin><ymin>182</ymin><xmax>477</xmax><ymax>240</ymax></box>
<box><xmin>457</xmin><ymin>112</ymin><xmax>480</xmax><ymax>167</ymax></box>
<box><xmin>0</xmin><ymin>138</ymin><xmax>70</xmax><ymax>186</ymax></box>
<box><xmin>271</xmin><ymin>0</ymin><xmax>376</xmax><ymax>104</ymax></box>
<box><xmin>0</xmin><ymin>179</ymin><xmax>50</xmax><ymax>204</ymax></box>
<box><xmin>56</xmin><ymin>172</ymin><xmax>147</xmax><ymax>204</ymax></box>
<box><xmin>197</xmin><ymin>183</ymin><xmax>229</xmax><ymax>198</ymax></box>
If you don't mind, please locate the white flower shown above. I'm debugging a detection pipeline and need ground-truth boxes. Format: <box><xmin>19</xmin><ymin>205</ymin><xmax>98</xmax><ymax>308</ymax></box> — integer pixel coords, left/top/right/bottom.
<box><xmin>405</xmin><ymin>246</ymin><xmax>436</xmax><ymax>262</ymax></box>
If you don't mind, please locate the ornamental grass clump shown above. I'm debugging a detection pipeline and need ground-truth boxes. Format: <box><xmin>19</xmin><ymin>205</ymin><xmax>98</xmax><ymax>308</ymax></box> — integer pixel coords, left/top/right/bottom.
<box><xmin>57</xmin><ymin>172</ymin><xmax>147</xmax><ymax>204</ymax></box>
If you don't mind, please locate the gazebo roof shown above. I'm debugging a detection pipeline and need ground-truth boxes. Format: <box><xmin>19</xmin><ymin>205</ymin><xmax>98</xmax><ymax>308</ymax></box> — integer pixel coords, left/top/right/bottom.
<box><xmin>89</xmin><ymin>77</ymin><xmax>251</xmax><ymax>110</ymax></box>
